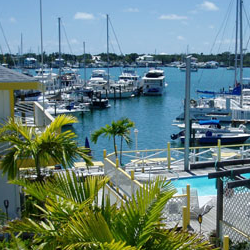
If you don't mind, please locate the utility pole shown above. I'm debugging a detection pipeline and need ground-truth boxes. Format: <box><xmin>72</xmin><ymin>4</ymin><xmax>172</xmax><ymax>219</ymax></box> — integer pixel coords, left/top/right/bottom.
<box><xmin>184</xmin><ymin>55</ymin><xmax>192</xmax><ymax>171</ymax></box>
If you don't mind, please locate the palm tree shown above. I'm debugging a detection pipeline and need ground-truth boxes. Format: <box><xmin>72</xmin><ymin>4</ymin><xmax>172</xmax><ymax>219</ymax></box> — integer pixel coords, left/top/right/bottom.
<box><xmin>4</xmin><ymin>174</ymin><xmax>214</xmax><ymax>249</ymax></box>
<box><xmin>91</xmin><ymin>118</ymin><xmax>134</xmax><ymax>160</ymax></box>
<box><xmin>0</xmin><ymin>115</ymin><xmax>92</xmax><ymax>180</ymax></box>
<box><xmin>116</xmin><ymin>118</ymin><xmax>135</xmax><ymax>164</ymax></box>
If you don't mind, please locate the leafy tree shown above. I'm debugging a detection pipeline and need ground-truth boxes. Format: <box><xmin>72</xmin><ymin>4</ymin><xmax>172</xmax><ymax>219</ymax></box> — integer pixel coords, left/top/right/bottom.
<box><xmin>116</xmin><ymin>118</ymin><xmax>135</xmax><ymax>164</ymax></box>
<box><xmin>0</xmin><ymin>115</ymin><xmax>92</xmax><ymax>180</ymax></box>
<box><xmin>91</xmin><ymin>120</ymin><xmax>119</xmax><ymax>157</ymax></box>
<box><xmin>91</xmin><ymin>118</ymin><xmax>134</xmax><ymax>159</ymax></box>
<box><xmin>4</xmin><ymin>173</ymin><xmax>214</xmax><ymax>249</ymax></box>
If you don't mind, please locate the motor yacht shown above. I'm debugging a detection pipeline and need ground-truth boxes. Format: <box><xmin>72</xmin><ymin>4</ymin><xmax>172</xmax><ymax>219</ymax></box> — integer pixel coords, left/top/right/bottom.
<box><xmin>142</xmin><ymin>68</ymin><xmax>166</xmax><ymax>95</ymax></box>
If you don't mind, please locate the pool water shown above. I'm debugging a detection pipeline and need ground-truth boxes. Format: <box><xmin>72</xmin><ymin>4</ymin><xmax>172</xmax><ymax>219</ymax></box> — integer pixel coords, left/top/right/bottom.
<box><xmin>173</xmin><ymin>173</ymin><xmax>250</xmax><ymax>196</ymax></box>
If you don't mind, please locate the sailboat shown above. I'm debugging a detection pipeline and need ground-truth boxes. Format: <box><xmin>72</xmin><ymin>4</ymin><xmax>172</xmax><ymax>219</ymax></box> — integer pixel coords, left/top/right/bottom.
<box><xmin>175</xmin><ymin>0</ymin><xmax>250</xmax><ymax>123</ymax></box>
<box><xmin>99</xmin><ymin>15</ymin><xmax>136</xmax><ymax>99</ymax></box>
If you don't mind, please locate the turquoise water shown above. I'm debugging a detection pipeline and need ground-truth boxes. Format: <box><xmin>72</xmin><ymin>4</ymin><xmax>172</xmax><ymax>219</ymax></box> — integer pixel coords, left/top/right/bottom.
<box><xmin>173</xmin><ymin>173</ymin><xmax>250</xmax><ymax>196</ymax></box>
<box><xmin>62</xmin><ymin>67</ymin><xmax>250</xmax><ymax>160</ymax></box>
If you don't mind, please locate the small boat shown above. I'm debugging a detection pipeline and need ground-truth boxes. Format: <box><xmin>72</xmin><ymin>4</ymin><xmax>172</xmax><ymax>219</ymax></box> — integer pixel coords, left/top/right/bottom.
<box><xmin>173</xmin><ymin>120</ymin><xmax>248</xmax><ymax>134</ymax></box>
<box><xmin>90</xmin><ymin>98</ymin><xmax>110</xmax><ymax>109</ymax></box>
<box><xmin>171</xmin><ymin>120</ymin><xmax>250</xmax><ymax>145</ymax></box>
<box><xmin>46</xmin><ymin>102</ymin><xmax>89</xmax><ymax>116</ymax></box>
<box><xmin>180</xmin><ymin>132</ymin><xmax>250</xmax><ymax>145</ymax></box>
<box><xmin>142</xmin><ymin>68</ymin><xmax>166</xmax><ymax>95</ymax></box>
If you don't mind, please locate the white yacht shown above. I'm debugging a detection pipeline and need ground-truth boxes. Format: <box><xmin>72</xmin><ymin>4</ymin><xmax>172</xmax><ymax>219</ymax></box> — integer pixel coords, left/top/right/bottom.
<box><xmin>34</xmin><ymin>68</ymin><xmax>57</xmax><ymax>81</ymax></box>
<box><xmin>175</xmin><ymin>96</ymin><xmax>240</xmax><ymax>122</ymax></box>
<box><xmin>117</xmin><ymin>68</ymin><xmax>140</xmax><ymax>88</ymax></box>
<box><xmin>142</xmin><ymin>69</ymin><xmax>165</xmax><ymax>95</ymax></box>
<box><xmin>87</xmin><ymin>70</ymin><xmax>109</xmax><ymax>91</ymax></box>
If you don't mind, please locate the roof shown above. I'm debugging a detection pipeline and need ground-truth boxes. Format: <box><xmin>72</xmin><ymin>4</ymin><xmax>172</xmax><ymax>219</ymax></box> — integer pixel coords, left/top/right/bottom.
<box><xmin>0</xmin><ymin>65</ymin><xmax>41</xmax><ymax>90</ymax></box>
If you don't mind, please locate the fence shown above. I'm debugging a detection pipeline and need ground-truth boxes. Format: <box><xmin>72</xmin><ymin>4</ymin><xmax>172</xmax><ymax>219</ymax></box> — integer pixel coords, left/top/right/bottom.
<box><xmin>219</xmin><ymin>177</ymin><xmax>250</xmax><ymax>245</ymax></box>
<box><xmin>111</xmin><ymin>142</ymin><xmax>250</xmax><ymax>173</ymax></box>
<box><xmin>104</xmin><ymin>151</ymin><xmax>190</xmax><ymax>227</ymax></box>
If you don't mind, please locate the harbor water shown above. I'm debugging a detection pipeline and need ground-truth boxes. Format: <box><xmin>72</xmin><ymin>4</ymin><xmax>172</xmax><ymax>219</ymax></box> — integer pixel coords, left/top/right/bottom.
<box><xmin>64</xmin><ymin>67</ymin><xmax>250</xmax><ymax>160</ymax></box>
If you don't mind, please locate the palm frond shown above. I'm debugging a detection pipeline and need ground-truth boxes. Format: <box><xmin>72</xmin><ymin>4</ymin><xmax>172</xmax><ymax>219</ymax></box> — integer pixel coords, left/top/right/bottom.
<box><xmin>45</xmin><ymin>115</ymin><xmax>78</xmax><ymax>135</ymax></box>
<box><xmin>113</xmin><ymin>178</ymin><xmax>176</xmax><ymax>246</ymax></box>
<box><xmin>65</xmin><ymin>209</ymin><xmax>114</xmax><ymax>247</ymax></box>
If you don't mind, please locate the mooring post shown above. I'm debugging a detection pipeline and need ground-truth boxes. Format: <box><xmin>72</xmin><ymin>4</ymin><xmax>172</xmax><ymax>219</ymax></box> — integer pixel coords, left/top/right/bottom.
<box><xmin>182</xmin><ymin>206</ymin><xmax>188</xmax><ymax>230</ymax></box>
<box><xmin>217</xmin><ymin>139</ymin><xmax>221</xmax><ymax>162</ymax></box>
<box><xmin>223</xmin><ymin>235</ymin><xmax>229</xmax><ymax>250</ymax></box>
<box><xmin>186</xmin><ymin>184</ymin><xmax>190</xmax><ymax>225</ymax></box>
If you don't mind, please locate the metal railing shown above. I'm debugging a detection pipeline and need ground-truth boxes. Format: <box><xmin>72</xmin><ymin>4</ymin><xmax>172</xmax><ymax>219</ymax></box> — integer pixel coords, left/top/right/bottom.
<box><xmin>105</xmin><ymin>142</ymin><xmax>250</xmax><ymax>173</ymax></box>
<box><xmin>0</xmin><ymin>101</ymin><xmax>54</xmax><ymax>157</ymax></box>
<box><xmin>104</xmin><ymin>150</ymin><xmax>190</xmax><ymax>226</ymax></box>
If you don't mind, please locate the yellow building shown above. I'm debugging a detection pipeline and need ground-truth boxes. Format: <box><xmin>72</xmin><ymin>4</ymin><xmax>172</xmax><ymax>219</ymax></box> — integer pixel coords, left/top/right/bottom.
<box><xmin>0</xmin><ymin>65</ymin><xmax>44</xmax><ymax>219</ymax></box>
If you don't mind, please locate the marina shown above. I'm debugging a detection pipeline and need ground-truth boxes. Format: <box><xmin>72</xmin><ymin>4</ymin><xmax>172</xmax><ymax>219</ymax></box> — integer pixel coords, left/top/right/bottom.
<box><xmin>1</xmin><ymin>0</ymin><xmax>250</xmax><ymax>248</ymax></box>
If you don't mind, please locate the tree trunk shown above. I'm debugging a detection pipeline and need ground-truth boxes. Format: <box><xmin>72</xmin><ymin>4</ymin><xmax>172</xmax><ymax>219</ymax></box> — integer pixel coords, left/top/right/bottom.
<box><xmin>120</xmin><ymin>137</ymin><xmax>123</xmax><ymax>166</ymax></box>
<box><xmin>113</xmin><ymin>136</ymin><xmax>117</xmax><ymax>157</ymax></box>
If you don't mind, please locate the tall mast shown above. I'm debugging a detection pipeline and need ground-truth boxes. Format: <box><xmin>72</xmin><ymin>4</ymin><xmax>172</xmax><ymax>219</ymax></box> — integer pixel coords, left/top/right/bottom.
<box><xmin>239</xmin><ymin>0</ymin><xmax>243</xmax><ymax>85</ymax></box>
<box><xmin>40</xmin><ymin>0</ymin><xmax>45</xmax><ymax>126</ymax></box>
<box><xmin>83</xmin><ymin>41</ymin><xmax>86</xmax><ymax>88</ymax></box>
<box><xmin>107</xmin><ymin>14</ymin><xmax>110</xmax><ymax>88</ymax></box>
<box><xmin>240</xmin><ymin>0</ymin><xmax>243</xmax><ymax>106</ymax></box>
<box><xmin>234</xmin><ymin>0</ymin><xmax>239</xmax><ymax>86</ymax></box>
<box><xmin>58</xmin><ymin>17</ymin><xmax>62</xmax><ymax>94</ymax></box>
<box><xmin>20</xmin><ymin>33</ymin><xmax>23</xmax><ymax>57</ymax></box>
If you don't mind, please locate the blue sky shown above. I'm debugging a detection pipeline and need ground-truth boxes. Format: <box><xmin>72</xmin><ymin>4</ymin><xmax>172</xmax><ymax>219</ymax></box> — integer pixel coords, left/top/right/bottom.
<box><xmin>0</xmin><ymin>0</ymin><xmax>248</xmax><ymax>55</ymax></box>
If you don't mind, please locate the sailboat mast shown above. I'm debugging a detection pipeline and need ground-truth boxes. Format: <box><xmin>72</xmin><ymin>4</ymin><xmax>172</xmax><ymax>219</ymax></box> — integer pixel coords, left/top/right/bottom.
<box><xmin>239</xmin><ymin>0</ymin><xmax>243</xmax><ymax>85</ymax></box>
<box><xmin>83</xmin><ymin>41</ymin><xmax>86</xmax><ymax>88</ymax></box>
<box><xmin>107</xmin><ymin>14</ymin><xmax>110</xmax><ymax>88</ymax></box>
<box><xmin>58</xmin><ymin>17</ymin><xmax>62</xmax><ymax>94</ymax></box>
<box><xmin>40</xmin><ymin>0</ymin><xmax>45</xmax><ymax>126</ymax></box>
<box><xmin>234</xmin><ymin>0</ymin><xmax>238</xmax><ymax>86</ymax></box>
<box><xmin>240</xmin><ymin>0</ymin><xmax>243</xmax><ymax>106</ymax></box>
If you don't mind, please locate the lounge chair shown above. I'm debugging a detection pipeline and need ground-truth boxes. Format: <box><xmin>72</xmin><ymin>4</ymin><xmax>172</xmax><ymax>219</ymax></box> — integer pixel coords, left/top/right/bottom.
<box><xmin>182</xmin><ymin>188</ymin><xmax>214</xmax><ymax>219</ymax></box>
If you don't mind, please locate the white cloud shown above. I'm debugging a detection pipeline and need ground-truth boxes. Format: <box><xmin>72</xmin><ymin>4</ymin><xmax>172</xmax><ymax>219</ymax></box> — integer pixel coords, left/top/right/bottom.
<box><xmin>74</xmin><ymin>12</ymin><xmax>95</xmax><ymax>20</ymax></box>
<box><xmin>216</xmin><ymin>39</ymin><xmax>232</xmax><ymax>44</ymax></box>
<box><xmin>70</xmin><ymin>39</ymin><xmax>79</xmax><ymax>45</ymax></box>
<box><xmin>208</xmin><ymin>25</ymin><xmax>214</xmax><ymax>29</ymax></box>
<box><xmin>199</xmin><ymin>1</ymin><xmax>219</xmax><ymax>11</ymax></box>
<box><xmin>124</xmin><ymin>8</ymin><xmax>139</xmax><ymax>13</ymax></box>
<box><xmin>177</xmin><ymin>36</ymin><xmax>185</xmax><ymax>40</ymax></box>
<box><xmin>9</xmin><ymin>17</ymin><xmax>16</xmax><ymax>23</ymax></box>
<box><xmin>189</xmin><ymin>10</ymin><xmax>198</xmax><ymax>14</ymax></box>
<box><xmin>159</xmin><ymin>14</ymin><xmax>188</xmax><ymax>20</ymax></box>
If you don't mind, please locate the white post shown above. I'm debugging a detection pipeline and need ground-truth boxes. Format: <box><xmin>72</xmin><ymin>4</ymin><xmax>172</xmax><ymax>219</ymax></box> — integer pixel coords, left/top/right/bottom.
<box><xmin>184</xmin><ymin>55</ymin><xmax>191</xmax><ymax>171</ymax></box>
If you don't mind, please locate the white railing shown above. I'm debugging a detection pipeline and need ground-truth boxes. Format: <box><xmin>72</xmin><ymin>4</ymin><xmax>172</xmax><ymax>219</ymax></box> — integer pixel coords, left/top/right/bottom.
<box><xmin>104</xmin><ymin>142</ymin><xmax>250</xmax><ymax>175</ymax></box>
<box><xmin>104</xmin><ymin>156</ymin><xmax>143</xmax><ymax>199</ymax></box>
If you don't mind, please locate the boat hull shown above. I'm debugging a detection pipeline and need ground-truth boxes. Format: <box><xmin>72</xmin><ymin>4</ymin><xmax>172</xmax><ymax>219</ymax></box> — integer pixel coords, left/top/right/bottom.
<box><xmin>180</xmin><ymin>134</ymin><xmax>250</xmax><ymax>145</ymax></box>
<box><xmin>143</xmin><ymin>87</ymin><xmax>164</xmax><ymax>96</ymax></box>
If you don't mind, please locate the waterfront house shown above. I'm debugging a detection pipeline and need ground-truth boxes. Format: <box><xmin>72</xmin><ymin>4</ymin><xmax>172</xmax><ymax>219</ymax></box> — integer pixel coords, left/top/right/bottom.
<box><xmin>24</xmin><ymin>57</ymin><xmax>38</xmax><ymax>69</ymax></box>
<box><xmin>135</xmin><ymin>54</ymin><xmax>161</xmax><ymax>67</ymax></box>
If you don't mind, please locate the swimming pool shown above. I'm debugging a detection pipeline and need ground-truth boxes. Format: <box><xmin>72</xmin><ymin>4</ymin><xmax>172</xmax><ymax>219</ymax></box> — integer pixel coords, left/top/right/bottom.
<box><xmin>173</xmin><ymin>173</ymin><xmax>250</xmax><ymax>196</ymax></box>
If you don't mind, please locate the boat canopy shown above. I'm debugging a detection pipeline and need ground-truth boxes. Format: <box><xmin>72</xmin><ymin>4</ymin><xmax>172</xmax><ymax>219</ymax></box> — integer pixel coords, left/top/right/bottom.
<box><xmin>196</xmin><ymin>85</ymin><xmax>241</xmax><ymax>96</ymax></box>
<box><xmin>198</xmin><ymin>120</ymin><xmax>220</xmax><ymax>125</ymax></box>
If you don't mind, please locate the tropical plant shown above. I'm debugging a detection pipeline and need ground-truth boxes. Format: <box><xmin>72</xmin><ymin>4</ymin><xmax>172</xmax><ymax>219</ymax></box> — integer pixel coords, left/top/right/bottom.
<box><xmin>91</xmin><ymin>118</ymin><xmax>134</xmax><ymax>160</ymax></box>
<box><xmin>0</xmin><ymin>115</ymin><xmax>92</xmax><ymax>180</ymax></box>
<box><xmin>116</xmin><ymin>118</ymin><xmax>135</xmax><ymax>164</ymax></box>
<box><xmin>3</xmin><ymin>173</ymin><xmax>214</xmax><ymax>249</ymax></box>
